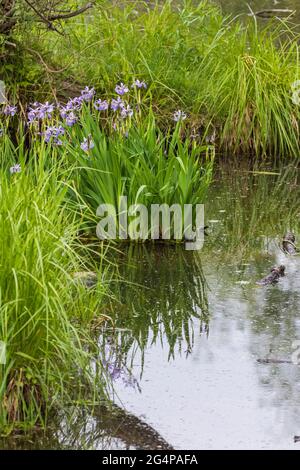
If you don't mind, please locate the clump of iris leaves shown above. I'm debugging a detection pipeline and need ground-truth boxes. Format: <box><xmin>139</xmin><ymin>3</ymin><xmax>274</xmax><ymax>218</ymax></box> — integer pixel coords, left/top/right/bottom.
<box><xmin>0</xmin><ymin>74</ymin><xmax>213</xmax><ymax>433</ymax></box>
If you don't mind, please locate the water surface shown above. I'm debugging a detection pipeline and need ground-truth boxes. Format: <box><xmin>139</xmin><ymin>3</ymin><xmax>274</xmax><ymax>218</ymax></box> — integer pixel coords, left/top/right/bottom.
<box><xmin>107</xmin><ymin>161</ymin><xmax>300</xmax><ymax>450</ymax></box>
<box><xmin>1</xmin><ymin>163</ymin><xmax>300</xmax><ymax>450</ymax></box>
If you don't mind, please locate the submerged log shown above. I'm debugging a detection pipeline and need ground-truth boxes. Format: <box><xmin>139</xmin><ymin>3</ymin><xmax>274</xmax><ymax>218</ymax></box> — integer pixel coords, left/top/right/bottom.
<box><xmin>257</xmin><ymin>358</ymin><xmax>293</xmax><ymax>364</ymax></box>
<box><xmin>256</xmin><ymin>265</ymin><xmax>285</xmax><ymax>286</ymax></box>
<box><xmin>253</xmin><ymin>9</ymin><xmax>295</xmax><ymax>19</ymax></box>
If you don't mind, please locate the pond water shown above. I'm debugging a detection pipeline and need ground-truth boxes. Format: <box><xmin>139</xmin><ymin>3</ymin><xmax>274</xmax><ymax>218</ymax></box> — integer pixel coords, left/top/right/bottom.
<box><xmin>106</xmin><ymin>160</ymin><xmax>300</xmax><ymax>450</ymax></box>
<box><xmin>219</xmin><ymin>0</ymin><xmax>300</xmax><ymax>22</ymax></box>
<box><xmin>2</xmin><ymin>159</ymin><xmax>300</xmax><ymax>450</ymax></box>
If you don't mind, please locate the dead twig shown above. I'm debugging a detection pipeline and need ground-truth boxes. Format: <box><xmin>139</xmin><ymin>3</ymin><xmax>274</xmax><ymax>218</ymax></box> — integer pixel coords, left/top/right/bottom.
<box><xmin>24</xmin><ymin>47</ymin><xmax>72</xmax><ymax>74</ymax></box>
<box><xmin>48</xmin><ymin>2</ymin><xmax>94</xmax><ymax>21</ymax></box>
<box><xmin>23</xmin><ymin>0</ymin><xmax>62</xmax><ymax>34</ymax></box>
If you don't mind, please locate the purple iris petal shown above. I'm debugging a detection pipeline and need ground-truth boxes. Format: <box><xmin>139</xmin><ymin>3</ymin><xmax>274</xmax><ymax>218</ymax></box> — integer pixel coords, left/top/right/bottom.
<box><xmin>44</xmin><ymin>125</ymin><xmax>65</xmax><ymax>144</ymax></box>
<box><xmin>27</xmin><ymin>101</ymin><xmax>54</xmax><ymax>123</ymax></box>
<box><xmin>65</xmin><ymin>112</ymin><xmax>78</xmax><ymax>127</ymax></box>
<box><xmin>81</xmin><ymin>86</ymin><xmax>95</xmax><ymax>102</ymax></box>
<box><xmin>115</xmin><ymin>83</ymin><xmax>129</xmax><ymax>96</ymax></box>
<box><xmin>111</xmin><ymin>97</ymin><xmax>124</xmax><ymax>111</ymax></box>
<box><xmin>94</xmin><ymin>99</ymin><xmax>109</xmax><ymax>111</ymax></box>
<box><xmin>120</xmin><ymin>105</ymin><xmax>133</xmax><ymax>119</ymax></box>
<box><xmin>3</xmin><ymin>104</ymin><xmax>17</xmax><ymax>116</ymax></box>
<box><xmin>132</xmin><ymin>79</ymin><xmax>147</xmax><ymax>89</ymax></box>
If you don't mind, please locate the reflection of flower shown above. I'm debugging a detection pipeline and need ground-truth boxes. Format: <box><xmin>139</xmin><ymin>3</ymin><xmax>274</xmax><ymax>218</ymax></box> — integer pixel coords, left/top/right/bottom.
<box><xmin>102</xmin><ymin>344</ymin><xmax>140</xmax><ymax>391</ymax></box>
<box><xmin>107</xmin><ymin>364</ymin><xmax>122</xmax><ymax>380</ymax></box>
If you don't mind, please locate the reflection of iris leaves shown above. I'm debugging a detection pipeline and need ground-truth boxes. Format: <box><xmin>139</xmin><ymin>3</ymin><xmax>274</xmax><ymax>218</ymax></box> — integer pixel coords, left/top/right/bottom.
<box><xmin>106</xmin><ymin>245</ymin><xmax>209</xmax><ymax>363</ymax></box>
<box><xmin>206</xmin><ymin>162</ymin><xmax>300</xmax><ymax>259</ymax></box>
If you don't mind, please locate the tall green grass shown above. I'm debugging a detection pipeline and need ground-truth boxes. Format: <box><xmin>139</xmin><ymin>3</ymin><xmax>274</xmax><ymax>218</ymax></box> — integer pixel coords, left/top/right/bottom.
<box><xmin>0</xmin><ymin>152</ymin><xmax>109</xmax><ymax>432</ymax></box>
<box><xmin>20</xmin><ymin>0</ymin><xmax>299</xmax><ymax>157</ymax></box>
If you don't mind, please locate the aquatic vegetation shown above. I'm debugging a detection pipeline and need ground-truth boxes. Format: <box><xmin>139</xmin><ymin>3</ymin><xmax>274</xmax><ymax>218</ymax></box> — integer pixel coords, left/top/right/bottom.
<box><xmin>0</xmin><ymin>157</ymin><xmax>110</xmax><ymax>432</ymax></box>
<box><xmin>66</xmin><ymin>114</ymin><xmax>213</xmax><ymax>240</ymax></box>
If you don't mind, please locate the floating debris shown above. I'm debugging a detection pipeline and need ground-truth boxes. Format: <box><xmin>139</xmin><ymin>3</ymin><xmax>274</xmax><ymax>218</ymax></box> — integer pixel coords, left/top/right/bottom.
<box><xmin>251</xmin><ymin>9</ymin><xmax>295</xmax><ymax>19</ymax></box>
<box><xmin>257</xmin><ymin>358</ymin><xmax>293</xmax><ymax>364</ymax></box>
<box><xmin>256</xmin><ymin>265</ymin><xmax>285</xmax><ymax>286</ymax></box>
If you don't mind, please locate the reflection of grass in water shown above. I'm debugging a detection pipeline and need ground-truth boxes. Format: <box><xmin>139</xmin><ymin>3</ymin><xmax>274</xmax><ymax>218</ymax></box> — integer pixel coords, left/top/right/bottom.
<box><xmin>0</xmin><ymin>404</ymin><xmax>173</xmax><ymax>450</ymax></box>
<box><xmin>105</xmin><ymin>245</ymin><xmax>209</xmax><ymax>363</ymax></box>
<box><xmin>206</xmin><ymin>162</ymin><xmax>300</xmax><ymax>259</ymax></box>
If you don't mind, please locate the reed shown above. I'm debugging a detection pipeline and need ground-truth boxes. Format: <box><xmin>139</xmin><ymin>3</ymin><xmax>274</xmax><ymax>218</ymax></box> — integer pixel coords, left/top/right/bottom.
<box><xmin>0</xmin><ymin>152</ymin><xmax>109</xmax><ymax>432</ymax></box>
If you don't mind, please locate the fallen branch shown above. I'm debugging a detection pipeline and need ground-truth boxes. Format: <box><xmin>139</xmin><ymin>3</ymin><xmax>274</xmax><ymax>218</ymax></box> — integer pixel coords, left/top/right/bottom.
<box><xmin>23</xmin><ymin>0</ymin><xmax>62</xmax><ymax>34</ymax></box>
<box><xmin>250</xmin><ymin>9</ymin><xmax>295</xmax><ymax>18</ymax></box>
<box><xmin>257</xmin><ymin>358</ymin><xmax>296</xmax><ymax>365</ymax></box>
<box><xmin>24</xmin><ymin>47</ymin><xmax>72</xmax><ymax>74</ymax></box>
<box><xmin>48</xmin><ymin>2</ymin><xmax>94</xmax><ymax>21</ymax></box>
